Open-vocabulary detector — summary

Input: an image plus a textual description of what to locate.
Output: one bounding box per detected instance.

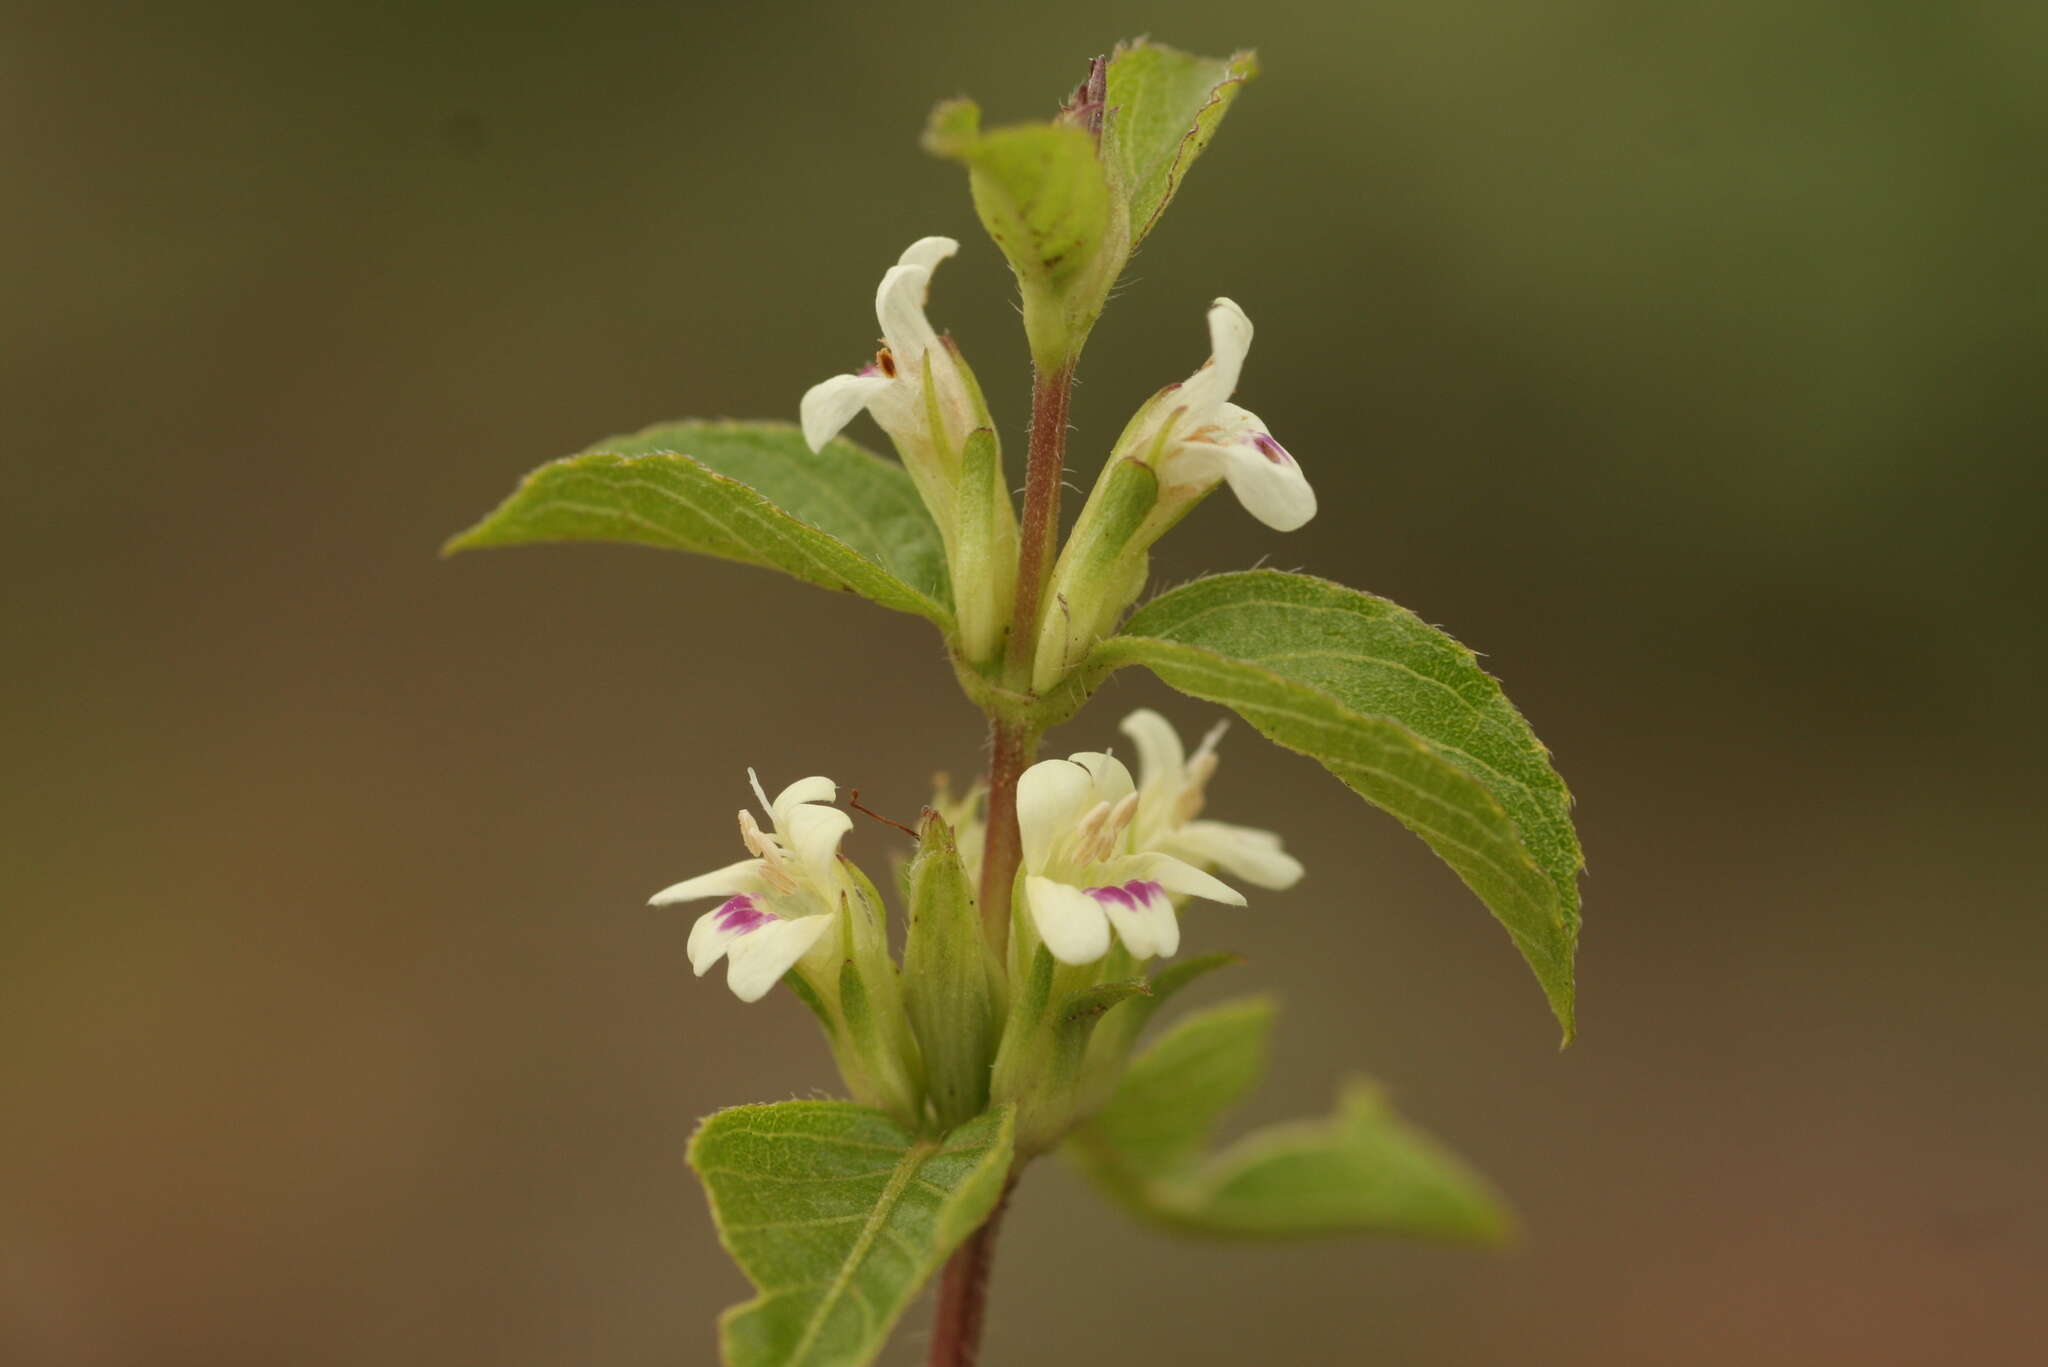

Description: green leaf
[689,1101,1015,1367]
[923,100,1116,363]
[1091,569,1582,1041]
[445,420,952,628]
[1086,996,1274,1172]
[1102,40,1260,245]
[1070,1007,1510,1243]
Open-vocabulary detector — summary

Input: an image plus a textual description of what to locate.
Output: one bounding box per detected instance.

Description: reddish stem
[926,1179,1016,1367]
[977,718,1031,950]
[1007,360,1075,687]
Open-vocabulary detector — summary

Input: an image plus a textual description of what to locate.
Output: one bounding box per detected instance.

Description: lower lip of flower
[1251,432,1294,465]
[1086,878,1166,909]
[713,894,774,934]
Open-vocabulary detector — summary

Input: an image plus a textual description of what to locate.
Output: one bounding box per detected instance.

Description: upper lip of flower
[1118,708,1306,892]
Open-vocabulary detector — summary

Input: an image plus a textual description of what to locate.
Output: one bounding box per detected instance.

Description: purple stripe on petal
[1086,883,1138,910]
[1123,879,1165,906]
[713,894,774,934]
[1251,432,1294,465]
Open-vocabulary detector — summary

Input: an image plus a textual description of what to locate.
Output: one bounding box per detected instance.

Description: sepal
[902,809,1004,1128]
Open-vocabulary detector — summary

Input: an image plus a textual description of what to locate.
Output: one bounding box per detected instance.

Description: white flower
[1127,298,1316,532]
[1017,752,1245,965]
[799,236,980,483]
[646,771,852,1002]
[1120,709,1305,890]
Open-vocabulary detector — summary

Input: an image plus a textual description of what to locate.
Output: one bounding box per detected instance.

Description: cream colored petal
[876,263,944,362]
[783,802,853,886]
[896,235,960,275]
[1117,708,1186,792]
[1026,876,1113,965]
[1016,759,1097,874]
[1168,820,1305,890]
[1173,297,1254,419]
[1065,750,1136,807]
[649,858,767,906]
[723,915,834,1002]
[1124,851,1247,907]
[800,372,892,452]
[771,776,837,826]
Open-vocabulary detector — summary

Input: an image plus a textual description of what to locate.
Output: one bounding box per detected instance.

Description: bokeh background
[6,1,2044,1363]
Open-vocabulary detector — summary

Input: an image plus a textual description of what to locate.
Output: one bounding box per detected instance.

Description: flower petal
[800,372,892,452]
[1065,751,1137,807]
[771,776,837,826]
[1124,851,1247,907]
[1169,820,1305,890]
[1017,759,1097,874]
[723,914,834,1002]
[687,892,778,974]
[1086,878,1181,960]
[783,802,853,886]
[1117,708,1186,792]
[1026,875,1113,964]
[1176,428,1316,532]
[876,261,944,362]
[897,235,960,276]
[1174,297,1254,419]
[649,858,767,906]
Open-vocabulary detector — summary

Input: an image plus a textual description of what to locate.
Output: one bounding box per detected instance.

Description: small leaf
[1092,570,1582,1041]
[446,420,952,628]
[1070,1009,1510,1244]
[689,1101,1015,1367]
[924,100,1117,363]
[1102,40,1260,245]
[1086,996,1273,1172]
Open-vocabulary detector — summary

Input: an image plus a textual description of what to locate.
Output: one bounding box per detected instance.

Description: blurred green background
[5,1,2044,1362]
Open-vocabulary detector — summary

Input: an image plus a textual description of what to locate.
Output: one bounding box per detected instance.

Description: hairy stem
[978,717,1033,952]
[977,360,1073,949]
[926,1178,1016,1367]
[1006,360,1075,690]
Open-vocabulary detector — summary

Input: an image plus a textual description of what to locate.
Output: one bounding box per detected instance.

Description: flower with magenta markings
[1122,297,1315,533]
[1017,750,1245,965]
[1121,709,1305,890]
[646,771,853,1002]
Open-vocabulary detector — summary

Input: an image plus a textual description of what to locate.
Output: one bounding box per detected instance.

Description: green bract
[450,38,1583,1367]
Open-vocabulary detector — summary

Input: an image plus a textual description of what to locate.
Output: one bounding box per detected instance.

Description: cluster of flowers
[650,709,1302,1002]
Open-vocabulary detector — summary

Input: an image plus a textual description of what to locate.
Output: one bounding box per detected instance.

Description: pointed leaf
[924,100,1117,363]
[1086,996,1274,1172]
[689,1101,1014,1367]
[1102,40,1260,245]
[1091,570,1582,1040]
[1186,1080,1512,1240]
[1070,1007,1509,1244]
[446,420,952,627]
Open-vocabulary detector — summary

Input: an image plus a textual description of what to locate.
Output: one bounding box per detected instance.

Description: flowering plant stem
[927,1177,1017,1367]
[446,39,1585,1366]
[939,355,1075,1364]
[977,360,1075,944]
